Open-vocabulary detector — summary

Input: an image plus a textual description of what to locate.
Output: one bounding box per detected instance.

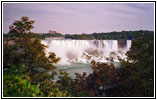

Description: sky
[3,3,154,34]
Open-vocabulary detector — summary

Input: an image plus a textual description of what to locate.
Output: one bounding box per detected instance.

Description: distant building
[48,30,57,34]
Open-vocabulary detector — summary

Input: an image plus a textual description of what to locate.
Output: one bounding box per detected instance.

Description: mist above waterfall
[41,39,131,65]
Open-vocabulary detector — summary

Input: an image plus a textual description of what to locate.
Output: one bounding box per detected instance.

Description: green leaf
[31,85,36,92]
[31,85,40,94]
[23,80,30,88]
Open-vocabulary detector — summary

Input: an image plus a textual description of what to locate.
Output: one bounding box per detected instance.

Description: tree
[105,34,154,97]
[3,17,61,97]
[71,62,118,97]
[12,16,35,34]
[3,64,43,97]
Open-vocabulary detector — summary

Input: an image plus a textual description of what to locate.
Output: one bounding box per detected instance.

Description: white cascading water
[41,39,132,65]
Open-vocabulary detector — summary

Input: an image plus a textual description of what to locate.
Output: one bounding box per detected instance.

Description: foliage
[4,30,154,40]
[3,33,45,40]
[65,33,94,40]
[3,64,43,97]
[54,70,75,96]
[127,34,154,67]
[3,17,61,97]
[34,70,75,97]
[33,34,45,39]
[105,34,154,97]
[12,17,35,33]
[65,30,153,40]
[71,62,118,97]
[43,33,64,37]
[4,17,60,82]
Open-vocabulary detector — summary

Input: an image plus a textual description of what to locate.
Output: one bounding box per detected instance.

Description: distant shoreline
[3,30,154,40]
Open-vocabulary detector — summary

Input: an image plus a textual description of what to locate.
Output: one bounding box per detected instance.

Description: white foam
[41,39,131,65]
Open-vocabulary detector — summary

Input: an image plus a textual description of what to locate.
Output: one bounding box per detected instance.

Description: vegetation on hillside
[3,17,154,97]
[64,30,153,40]
[4,30,153,40]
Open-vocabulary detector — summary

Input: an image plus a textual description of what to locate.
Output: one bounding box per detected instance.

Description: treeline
[3,17,154,97]
[32,33,64,39]
[4,30,154,40]
[65,30,154,40]
[3,33,63,40]
[43,33,64,37]
[65,33,94,40]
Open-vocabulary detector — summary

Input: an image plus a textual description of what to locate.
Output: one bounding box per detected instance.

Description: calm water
[54,62,120,79]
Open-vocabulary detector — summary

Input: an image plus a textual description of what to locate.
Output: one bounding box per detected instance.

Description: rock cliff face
[41,39,132,65]
[118,39,127,49]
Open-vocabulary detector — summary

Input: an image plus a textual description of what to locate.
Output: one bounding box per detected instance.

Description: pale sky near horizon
[3,3,154,34]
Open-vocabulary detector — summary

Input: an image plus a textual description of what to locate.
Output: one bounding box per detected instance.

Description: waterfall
[41,39,131,65]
